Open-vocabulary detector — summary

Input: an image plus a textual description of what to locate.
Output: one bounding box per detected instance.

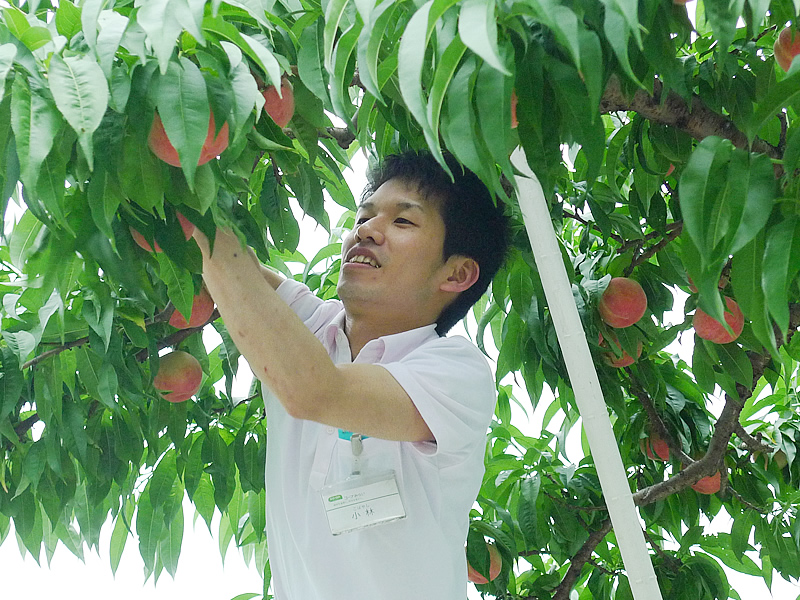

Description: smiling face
[337,178,472,334]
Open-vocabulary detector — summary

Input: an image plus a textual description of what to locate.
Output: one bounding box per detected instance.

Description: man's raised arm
[193,228,434,443]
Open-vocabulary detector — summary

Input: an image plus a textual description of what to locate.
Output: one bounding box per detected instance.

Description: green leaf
[517,473,541,548]
[109,501,133,576]
[154,57,209,189]
[731,233,778,359]
[137,0,184,75]
[239,32,282,92]
[75,346,118,411]
[762,217,800,335]
[679,136,732,267]
[398,0,460,171]
[149,450,178,510]
[55,1,82,40]
[519,0,582,71]
[322,0,350,75]
[156,252,194,324]
[716,343,753,388]
[11,76,63,196]
[96,11,128,78]
[119,133,165,211]
[747,68,800,142]
[193,473,216,532]
[297,19,331,107]
[357,0,399,100]
[48,54,108,171]
[458,0,510,75]
[158,503,183,578]
[0,44,17,102]
[136,491,162,572]
[260,170,300,253]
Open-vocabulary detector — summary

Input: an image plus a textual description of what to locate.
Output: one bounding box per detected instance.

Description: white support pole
[510,148,663,600]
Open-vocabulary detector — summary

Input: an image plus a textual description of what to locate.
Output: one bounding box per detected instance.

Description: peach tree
[0,1,799,599]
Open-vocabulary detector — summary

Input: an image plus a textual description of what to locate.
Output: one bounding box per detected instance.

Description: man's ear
[440,256,480,293]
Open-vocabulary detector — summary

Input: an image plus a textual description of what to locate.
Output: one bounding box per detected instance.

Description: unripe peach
[641,436,670,461]
[598,277,647,328]
[261,78,295,128]
[467,543,501,585]
[169,287,215,329]
[774,27,800,72]
[153,350,203,403]
[691,471,721,495]
[130,213,194,253]
[693,296,744,344]
[148,111,229,167]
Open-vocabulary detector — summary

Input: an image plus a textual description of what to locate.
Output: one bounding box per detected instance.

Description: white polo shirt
[263,279,496,600]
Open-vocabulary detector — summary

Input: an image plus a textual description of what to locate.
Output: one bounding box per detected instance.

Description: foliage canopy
[0,0,799,599]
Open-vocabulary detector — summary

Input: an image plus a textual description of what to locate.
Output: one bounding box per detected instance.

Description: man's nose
[354,218,385,244]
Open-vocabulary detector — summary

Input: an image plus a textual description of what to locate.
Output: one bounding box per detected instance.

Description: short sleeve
[276,278,343,334]
[381,336,496,460]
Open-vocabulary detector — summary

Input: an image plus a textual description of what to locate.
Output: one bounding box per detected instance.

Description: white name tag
[320,471,406,535]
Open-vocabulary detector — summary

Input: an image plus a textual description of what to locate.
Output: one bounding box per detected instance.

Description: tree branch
[600,75,781,161]
[549,519,614,600]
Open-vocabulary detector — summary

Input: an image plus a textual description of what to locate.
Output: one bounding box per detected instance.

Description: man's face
[337,178,452,325]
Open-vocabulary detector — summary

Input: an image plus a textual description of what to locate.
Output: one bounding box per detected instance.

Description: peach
[467,542,501,585]
[598,277,647,328]
[169,287,215,329]
[598,331,642,368]
[148,111,229,167]
[641,436,670,461]
[262,78,295,128]
[775,27,800,72]
[130,213,194,253]
[691,471,721,495]
[693,296,744,344]
[511,89,518,129]
[153,350,203,403]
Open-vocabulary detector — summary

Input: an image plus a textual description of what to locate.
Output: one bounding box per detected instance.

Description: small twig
[628,373,694,465]
[643,529,681,573]
[563,209,625,244]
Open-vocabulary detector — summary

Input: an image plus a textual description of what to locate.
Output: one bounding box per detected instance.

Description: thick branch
[549,519,614,600]
[633,339,774,506]
[600,75,781,160]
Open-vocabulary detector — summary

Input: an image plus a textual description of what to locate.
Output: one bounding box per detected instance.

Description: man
[195,151,511,599]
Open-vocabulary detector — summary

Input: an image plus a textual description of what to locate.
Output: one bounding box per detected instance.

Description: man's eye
[355,217,369,225]
[395,218,413,225]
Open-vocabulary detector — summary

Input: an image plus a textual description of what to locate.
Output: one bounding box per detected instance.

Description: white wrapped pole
[510,148,663,600]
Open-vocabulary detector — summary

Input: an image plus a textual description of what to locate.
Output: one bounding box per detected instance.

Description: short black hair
[362,150,511,335]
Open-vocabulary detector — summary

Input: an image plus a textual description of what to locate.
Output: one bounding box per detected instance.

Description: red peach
[467,543,501,585]
[641,436,670,461]
[598,331,642,368]
[693,296,744,344]
[261,78,295,128]
[775,27,800,72]
[691,471,721,495]
[130,213,194,253]
[148,111,229,167]
[153,351,203,403]
[169,287,215,329]
[598,277,648,328]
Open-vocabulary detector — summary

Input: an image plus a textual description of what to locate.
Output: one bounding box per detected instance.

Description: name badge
[320,471,406,535]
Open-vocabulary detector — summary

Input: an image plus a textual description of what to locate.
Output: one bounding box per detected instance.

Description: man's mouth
[346,254,381,268]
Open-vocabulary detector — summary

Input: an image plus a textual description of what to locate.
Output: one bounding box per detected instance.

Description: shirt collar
[322,311,440,364]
